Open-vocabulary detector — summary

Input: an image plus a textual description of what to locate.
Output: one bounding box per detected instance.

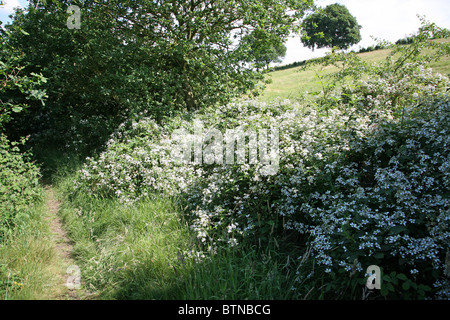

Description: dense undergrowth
[64,93,449,300]
[0,135,42,239]
[1,17,449,300]
[60,23,450,300]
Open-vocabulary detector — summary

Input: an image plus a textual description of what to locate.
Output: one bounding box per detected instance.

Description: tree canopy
[3,0,314,153]
[240,29,287,70]
[300,3,361,52]
[0,26,47,132]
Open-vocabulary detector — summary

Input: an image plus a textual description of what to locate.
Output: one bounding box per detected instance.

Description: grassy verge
[176,242,304,300]
[57,191,189,299]
[0,195,66,300]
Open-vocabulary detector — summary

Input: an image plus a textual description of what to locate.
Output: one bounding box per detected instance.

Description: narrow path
[44,186,82,300]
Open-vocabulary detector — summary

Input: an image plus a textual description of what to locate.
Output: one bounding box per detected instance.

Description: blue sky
[1,0,449,65]
[0,0,26,24]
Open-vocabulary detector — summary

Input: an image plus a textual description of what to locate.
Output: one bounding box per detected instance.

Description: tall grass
[0,197,67,300]
[57,192,189,299]
[176,242,304,300]
[55,165,306,299]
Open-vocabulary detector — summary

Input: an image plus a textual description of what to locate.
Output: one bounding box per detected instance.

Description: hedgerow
[0,135,42,240]
[0,26,45,240]
[70,21,450,299]
[71,96,449,299]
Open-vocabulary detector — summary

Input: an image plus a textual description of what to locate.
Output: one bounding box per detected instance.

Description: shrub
[70,20,450,299]
[0,135,42,240]
[278,94,449,299]
[71,92,449,299]
[1,26,45,240]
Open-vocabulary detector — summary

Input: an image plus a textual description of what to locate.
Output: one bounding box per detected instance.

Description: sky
[1,0,449,66]
[283,0,450,65]
[0,0,25,23]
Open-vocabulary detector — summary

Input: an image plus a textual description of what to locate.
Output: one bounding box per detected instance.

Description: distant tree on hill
[241,29,287,70]
[300,3,361,53]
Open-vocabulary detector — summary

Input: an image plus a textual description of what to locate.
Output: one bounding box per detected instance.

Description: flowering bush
[278,94,449,299]
[73,93,449,299]
[71,27,450,298]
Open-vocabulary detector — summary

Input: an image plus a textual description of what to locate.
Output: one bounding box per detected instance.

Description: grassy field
[260,39,450,102]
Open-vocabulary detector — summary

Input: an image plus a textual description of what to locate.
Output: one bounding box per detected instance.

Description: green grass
[177,243,304,300]
[260,40,450,102]
[48,152,306,300]
[58,193,189,299]
[56,176,305,299]
[5,39,448,300]
[261,65,335,102]
[0,196,66,300]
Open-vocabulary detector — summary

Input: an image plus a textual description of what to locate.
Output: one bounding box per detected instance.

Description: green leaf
[386,283,395,292]
[380,285,389,296]
[402,281,411,291]
[419,284,431,292]
[390,225,408,234]
[374,252,384,259]
[397,273,408,281]
[12,106,23,113]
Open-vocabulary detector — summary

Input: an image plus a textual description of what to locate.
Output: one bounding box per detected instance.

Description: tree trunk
[183,78,197,110]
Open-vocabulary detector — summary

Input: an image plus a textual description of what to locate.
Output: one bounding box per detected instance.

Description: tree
[6,0,314,154]
[241,29,287,70]
[0,25,47,134]
[300,3,361,53]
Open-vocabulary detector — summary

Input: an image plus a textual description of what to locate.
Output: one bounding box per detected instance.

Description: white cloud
[0,0,24,24]
[0,0,23,13]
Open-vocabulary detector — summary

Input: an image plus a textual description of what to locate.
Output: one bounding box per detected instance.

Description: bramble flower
[71,62,450,299]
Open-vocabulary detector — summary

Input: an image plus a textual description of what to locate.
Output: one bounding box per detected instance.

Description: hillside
[260,39,450,102]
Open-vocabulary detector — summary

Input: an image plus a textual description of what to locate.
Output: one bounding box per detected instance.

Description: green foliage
[57,163,303,299]
[68,19,450,300]
[0,197,64,300]
[56,194,188,299]
[70,95,449,300]
[296,95,448,299]
[0,135,43,240]
[240,29,288,70]
[0,27,45,240]
[0,27,47,132]
[377,270,432,299]
[301,3,362,52]
[291,18,450,299]
[178,243,299,299]
[5,0,313,155]
[0,263,24,298]
[303,17,450,111]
